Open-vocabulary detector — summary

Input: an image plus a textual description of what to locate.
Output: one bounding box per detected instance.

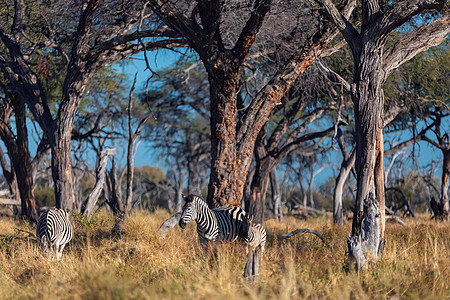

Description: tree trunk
[12,97,37,221]
[308,167,315,209]
[249,170,270,224]
[247,129,272,224]
[51,128,76,210]
[270,168,283,222]
[351,44,385,238]
[81,148,115,219]
[333,150,356,226]
[438,149,450,220]
[0,93,37,221]
[374,127,386,254]
[0,148,18,202]
[206,56,244,208]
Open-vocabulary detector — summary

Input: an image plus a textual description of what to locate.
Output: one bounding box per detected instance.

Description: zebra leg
[57,243,66,260]
[49,243,56,260]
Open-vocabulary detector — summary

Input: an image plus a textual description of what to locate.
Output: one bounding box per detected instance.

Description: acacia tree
[148,0,357,209]
[316,0,449,268]
[0,0,185,209]
[0,89,39,220]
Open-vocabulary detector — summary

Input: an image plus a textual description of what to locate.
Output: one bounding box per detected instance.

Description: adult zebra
[36,208,73,260]
[179,194,247,248]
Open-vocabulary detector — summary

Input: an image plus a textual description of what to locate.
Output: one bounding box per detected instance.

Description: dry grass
[0,210,449,299]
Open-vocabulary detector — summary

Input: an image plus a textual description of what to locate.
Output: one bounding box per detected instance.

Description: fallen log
[158,212,182,238]
[277,228,325,243]
[386,215,407,226]
[0,198,20,206]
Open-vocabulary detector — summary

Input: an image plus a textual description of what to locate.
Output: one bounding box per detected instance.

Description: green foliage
[134,166,166,183]
[34,185,55,207]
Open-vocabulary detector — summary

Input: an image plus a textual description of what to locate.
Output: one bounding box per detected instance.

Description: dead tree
[81,148,115,219]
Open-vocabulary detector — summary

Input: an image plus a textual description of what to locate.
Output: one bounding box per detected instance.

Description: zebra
[178,194,247,248]
[241,214,267,257]
[36,208,73,260]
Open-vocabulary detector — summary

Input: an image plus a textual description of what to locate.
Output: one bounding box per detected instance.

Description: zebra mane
[183,193,206,203]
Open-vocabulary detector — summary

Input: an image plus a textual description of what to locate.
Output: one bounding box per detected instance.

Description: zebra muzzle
[179,218,187,229]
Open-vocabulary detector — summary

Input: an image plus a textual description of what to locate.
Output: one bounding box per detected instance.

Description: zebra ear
[183,194,193,202]
[244,214,253,223]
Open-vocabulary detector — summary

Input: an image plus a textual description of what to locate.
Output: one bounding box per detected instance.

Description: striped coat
[242,214,267,256]
[179,194,247,247]
[36,208,73,260]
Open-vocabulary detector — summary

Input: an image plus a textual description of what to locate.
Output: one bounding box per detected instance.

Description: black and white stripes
[179,194,247,247]
[36,208,73,260]
[242,214,267,256]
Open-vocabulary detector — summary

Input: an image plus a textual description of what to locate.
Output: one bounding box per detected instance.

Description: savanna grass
[0,210,448,299]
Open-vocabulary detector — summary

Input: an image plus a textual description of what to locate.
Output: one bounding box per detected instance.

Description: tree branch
[380,0,446,36]
[147,0,204,49]
[314,0,359,51]
[232,0,272,64]
[383,15,450,77]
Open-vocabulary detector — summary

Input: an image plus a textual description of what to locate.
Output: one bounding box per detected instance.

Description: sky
[120,51,445,188]
[0,49,444,192]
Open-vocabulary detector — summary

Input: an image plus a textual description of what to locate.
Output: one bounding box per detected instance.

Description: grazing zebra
[178,194,247,248]
[241,214,266,257]
[36,208,73,260]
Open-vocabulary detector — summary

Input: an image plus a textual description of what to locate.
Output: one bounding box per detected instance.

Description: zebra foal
[241,214,266,257]
[36,208,73,260]
[178,194,247,248]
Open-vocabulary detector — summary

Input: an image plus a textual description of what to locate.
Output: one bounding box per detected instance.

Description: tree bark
[374,128,386,254]
[351,41,386,237]
[11,95,37,220]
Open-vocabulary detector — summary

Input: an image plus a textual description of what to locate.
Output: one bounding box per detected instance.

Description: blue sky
[121,51,445,188]
[0,50,444,191]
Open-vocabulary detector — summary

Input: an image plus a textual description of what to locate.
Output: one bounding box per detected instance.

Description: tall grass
[0,210,448,299]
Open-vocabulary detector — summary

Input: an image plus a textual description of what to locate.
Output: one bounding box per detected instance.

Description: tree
[421,111,450,219]
[0,89,39,220]
[316,0,449,268]
[148,0,356,210]
[0,0,185,209]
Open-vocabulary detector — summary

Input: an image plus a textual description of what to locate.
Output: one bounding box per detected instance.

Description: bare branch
[147,0,204,48]
[278,228,325,243]
[383,15,450,77]
[380,0,446,36]
[232,0,272,64]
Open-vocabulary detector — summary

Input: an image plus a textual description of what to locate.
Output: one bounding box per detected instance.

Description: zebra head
[241,213,253,240]
[179,194,197,229]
